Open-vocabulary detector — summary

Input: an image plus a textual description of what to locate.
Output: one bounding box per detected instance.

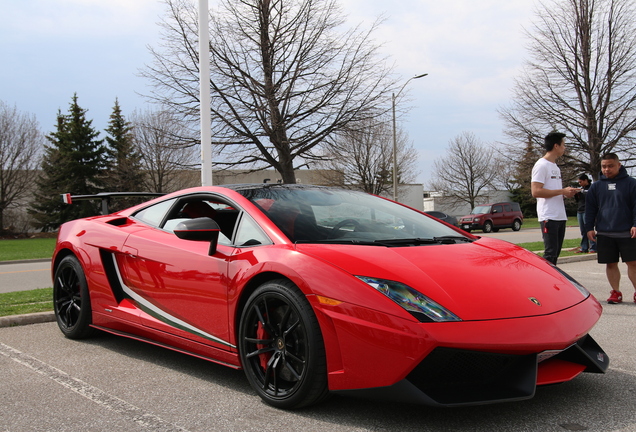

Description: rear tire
[239,279,329,409]
[512,219,522,231]
[53,255,94,339]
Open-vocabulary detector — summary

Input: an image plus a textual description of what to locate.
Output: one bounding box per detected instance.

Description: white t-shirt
[531,157,566,221]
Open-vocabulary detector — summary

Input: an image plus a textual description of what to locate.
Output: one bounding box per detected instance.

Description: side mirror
[174,217,221,255]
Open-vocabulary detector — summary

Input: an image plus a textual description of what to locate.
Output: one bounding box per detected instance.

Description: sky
[1,0,538,186]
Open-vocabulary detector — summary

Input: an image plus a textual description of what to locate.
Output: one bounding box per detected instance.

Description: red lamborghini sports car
[52,184,608,409]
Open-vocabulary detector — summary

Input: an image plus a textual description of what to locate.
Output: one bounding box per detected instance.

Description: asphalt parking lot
[1,258,635,431]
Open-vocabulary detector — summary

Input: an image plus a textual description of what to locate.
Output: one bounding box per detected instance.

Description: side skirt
[91,324,242,370]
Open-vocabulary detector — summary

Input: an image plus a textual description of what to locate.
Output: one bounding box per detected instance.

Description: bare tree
[429,132,501,209]
[141,0,399,184]
[0,102,42,232]
[316,119,419,195]
[500,0,636,179]
[131,109,199,193]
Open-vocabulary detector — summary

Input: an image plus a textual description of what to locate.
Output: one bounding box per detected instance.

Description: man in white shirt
[531,132,579,264]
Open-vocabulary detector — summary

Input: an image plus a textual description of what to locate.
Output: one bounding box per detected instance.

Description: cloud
[2,0,164,39]
[2,0,541,185]
[338,0,538,184]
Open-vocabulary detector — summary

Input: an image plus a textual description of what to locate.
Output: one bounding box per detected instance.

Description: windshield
[238,186,467,244]
[471,205,491,215]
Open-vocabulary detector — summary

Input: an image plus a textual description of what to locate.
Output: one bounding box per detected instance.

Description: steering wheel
[330,219,361,237]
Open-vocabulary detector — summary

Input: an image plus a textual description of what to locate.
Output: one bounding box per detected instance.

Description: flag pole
[199,0,213,186]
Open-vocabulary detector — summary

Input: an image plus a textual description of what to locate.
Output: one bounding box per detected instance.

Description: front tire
[483,221,493,233]
[239,279,328,409]
[53,255,94,339]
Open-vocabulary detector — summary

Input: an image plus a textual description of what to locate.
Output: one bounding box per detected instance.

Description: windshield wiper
[295,239,387,246]
[376,237,473,246]
[296,236,474,246]
[375,238,439,246]
[433,236,475,243]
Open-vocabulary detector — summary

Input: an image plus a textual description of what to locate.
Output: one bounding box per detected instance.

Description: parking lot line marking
[0,342,190,432]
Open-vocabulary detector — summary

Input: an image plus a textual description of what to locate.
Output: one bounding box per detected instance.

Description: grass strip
[517,238,585,258]
[518,217,578,229]
[517,238,579,251]
[0,288,53,317]
[0,238,56,261]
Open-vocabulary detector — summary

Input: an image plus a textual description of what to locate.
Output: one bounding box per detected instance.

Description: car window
[161,196,240,242]
[241,187,463,243]
[133,198,177,227]
[492,205,503,213]
[234,214,271,246]
[471,205,490,214]
[312,202,400,230]
[504,204,511,212]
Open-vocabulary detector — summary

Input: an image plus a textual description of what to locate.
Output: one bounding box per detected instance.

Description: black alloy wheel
[53,255,94,339]
[239,279,328,409]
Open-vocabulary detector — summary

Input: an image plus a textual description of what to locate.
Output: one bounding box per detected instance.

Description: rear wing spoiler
[61,192,165,215]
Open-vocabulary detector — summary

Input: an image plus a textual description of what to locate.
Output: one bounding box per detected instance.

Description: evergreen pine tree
[104,99,145,210]
[29,94,106,231]
[510,136,541,218]
[105,99,143,191]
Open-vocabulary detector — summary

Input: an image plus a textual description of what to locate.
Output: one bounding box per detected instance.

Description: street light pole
[199,0,213,186]
[392,73,427,201]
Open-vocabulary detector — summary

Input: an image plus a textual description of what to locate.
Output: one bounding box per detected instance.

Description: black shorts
[596,235,636,263]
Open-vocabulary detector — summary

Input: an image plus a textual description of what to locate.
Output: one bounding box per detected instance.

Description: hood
[459,212,486,221]
[296,237,587,321]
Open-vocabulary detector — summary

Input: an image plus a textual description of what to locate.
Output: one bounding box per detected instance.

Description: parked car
[459,202,524,233]
[424,210,458,227]
[53,185,606,409]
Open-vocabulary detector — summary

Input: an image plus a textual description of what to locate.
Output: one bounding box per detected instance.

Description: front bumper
[460,221,481,230]
[315,293,605,406]
[334,334,608,406]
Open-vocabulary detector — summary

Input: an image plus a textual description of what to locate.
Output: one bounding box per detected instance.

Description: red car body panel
[52,185,608,407]
[294,238,590,320]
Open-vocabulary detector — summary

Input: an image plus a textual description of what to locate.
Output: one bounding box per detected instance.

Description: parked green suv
[459,202,523,233]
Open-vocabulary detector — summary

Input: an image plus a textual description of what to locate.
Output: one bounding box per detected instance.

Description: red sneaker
[607,290,622,304]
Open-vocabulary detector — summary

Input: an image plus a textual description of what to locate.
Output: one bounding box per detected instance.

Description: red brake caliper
[256,320,272,370]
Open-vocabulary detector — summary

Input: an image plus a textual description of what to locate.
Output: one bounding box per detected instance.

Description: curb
[0,258,51,265]
[531,249,598,264]
[555,253,598,264]
[0,311,56,328]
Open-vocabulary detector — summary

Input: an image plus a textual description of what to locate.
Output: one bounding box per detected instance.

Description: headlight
[356,276,461,323]
[474,217,480,222]
[552,266,590,298]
